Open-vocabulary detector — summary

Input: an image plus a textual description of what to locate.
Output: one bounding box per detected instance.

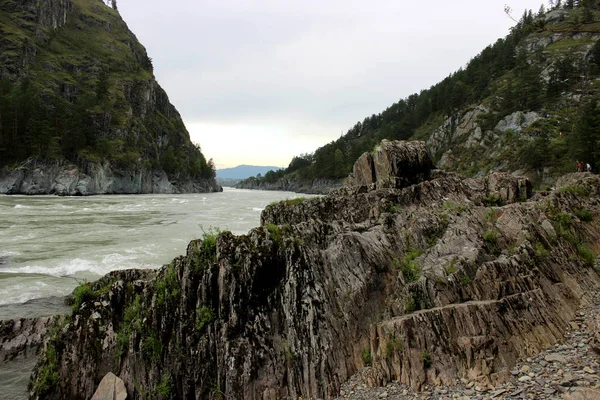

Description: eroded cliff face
[29,141,600,399]
[0,0,220,194]
[0,158,221,195]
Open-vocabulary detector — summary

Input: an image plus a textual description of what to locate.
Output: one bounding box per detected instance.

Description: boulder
[484,172,532,204]
[91,372,127,400]
[347,140,434,189]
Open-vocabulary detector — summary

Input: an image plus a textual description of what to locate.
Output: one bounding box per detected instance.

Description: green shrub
[282,197,306,206]
[361,346,372,366]
[482,194,503,207]
[71,282,97,313]
[535,242,549,258]
[386,201,400,213]
[266,223,282,244]
[443,200,466,214]
[404,296,417,313]
[385,336,403,358]
[156,374,172,398]
[195,306,215,333]
[32,344,60,396]
[198,226,220,263]
[142,332,162,362]
[421,350,432,368]
[483,230,500,255]
[575,209,593,222]
[560,186,592,196]
[578,243,596,267]
[395,249,423,283]
[156,265,180,307]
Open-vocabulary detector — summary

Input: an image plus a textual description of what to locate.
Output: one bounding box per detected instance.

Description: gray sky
[118,0,545,169]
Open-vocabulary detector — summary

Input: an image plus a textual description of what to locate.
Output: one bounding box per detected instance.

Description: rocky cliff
[25,140,600,399]
[0,0,220,194]
[235,176,342,194]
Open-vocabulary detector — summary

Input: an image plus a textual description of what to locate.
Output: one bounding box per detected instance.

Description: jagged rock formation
[28,140,600,399]
[347,140,434,189]
[0,0,220,195]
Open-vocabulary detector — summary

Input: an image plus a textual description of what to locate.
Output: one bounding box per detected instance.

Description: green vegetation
[70,282,97,313]
[482,194,503,207]
[266,223,283,244]
[361,346,372,366]
[156,265,180,308]
[535,242,549,259]
[279,197,306,206]
[0,0,214,181]
[578,243,596,266]
[117,295,142,357]
[395,249,423,283]
[141,332,162,362]
[421,350,432,368]
[31,315,70,396]
[483,229,501,255]
[444,258,458,275]
[575,208,593,222]
[385,336,403,358]
[560,186,593,197]
[156,374,172,399]
[195,306,215,333]
[443,201,466,214]
[404,295,417,313]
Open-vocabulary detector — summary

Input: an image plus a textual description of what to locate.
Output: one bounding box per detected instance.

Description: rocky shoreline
[337,286,600,400]
[0,159,222,195]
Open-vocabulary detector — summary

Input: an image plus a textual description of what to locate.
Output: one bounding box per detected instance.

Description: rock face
[347,140,434,189]
[0,0,220,195]
[28,140,600,399]
[0,159,221,195]
[91,372,127,400]
[235,177,342,194]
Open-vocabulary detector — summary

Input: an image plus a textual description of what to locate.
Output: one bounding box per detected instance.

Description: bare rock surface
[25,141,600,400]
[91,372,127,400]
[336,288,600,399]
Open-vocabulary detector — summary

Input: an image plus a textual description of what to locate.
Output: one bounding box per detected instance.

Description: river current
[0,188,313,320]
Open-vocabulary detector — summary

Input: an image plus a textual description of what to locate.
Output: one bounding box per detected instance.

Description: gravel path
[335,289,600,400]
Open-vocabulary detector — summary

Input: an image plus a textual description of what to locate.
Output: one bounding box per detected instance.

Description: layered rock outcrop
[0,159,221,195]
[27,141,600,399]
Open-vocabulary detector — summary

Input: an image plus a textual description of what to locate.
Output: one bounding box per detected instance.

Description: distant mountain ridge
[217,165,281,180]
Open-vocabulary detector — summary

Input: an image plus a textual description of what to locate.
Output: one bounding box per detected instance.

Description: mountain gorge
[241,3,600,192]
[0,0,220,194]
[21,140,600,399]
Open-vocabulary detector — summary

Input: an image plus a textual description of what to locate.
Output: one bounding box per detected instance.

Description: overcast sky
[118,0,545,169]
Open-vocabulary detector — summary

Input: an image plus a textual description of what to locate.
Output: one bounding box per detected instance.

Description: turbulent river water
[0,188,313,320]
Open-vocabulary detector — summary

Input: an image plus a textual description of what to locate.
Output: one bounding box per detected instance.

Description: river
[0,188,313,320]
[0,188,316,400]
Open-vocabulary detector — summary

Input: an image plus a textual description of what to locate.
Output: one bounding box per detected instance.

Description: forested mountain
[250,1,600,189]
[0,0,219,194]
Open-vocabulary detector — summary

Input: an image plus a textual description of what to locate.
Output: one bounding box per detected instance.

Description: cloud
[118,0,545,167]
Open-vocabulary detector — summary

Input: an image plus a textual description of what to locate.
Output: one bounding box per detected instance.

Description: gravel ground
[335,289,600,400]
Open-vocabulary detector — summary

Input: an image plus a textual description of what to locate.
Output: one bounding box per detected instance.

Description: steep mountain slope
[26,140,600,400]
[0,0,220,194]
[244,4,600,192]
